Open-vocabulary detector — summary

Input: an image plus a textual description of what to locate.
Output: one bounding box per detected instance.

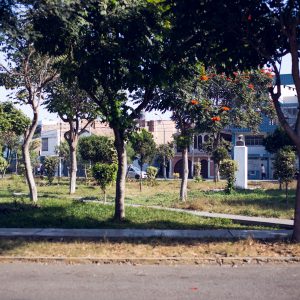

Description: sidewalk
[142,205,294,229]
[0,228,292,240]
[80,200,294,229]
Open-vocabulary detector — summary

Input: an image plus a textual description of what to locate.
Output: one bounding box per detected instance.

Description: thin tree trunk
[104,190,107,203]
[69,139,78,195]
[285,182,288,208]
[22,109,39,203]
[15,152,18,174]
[214,162,220,183]
[180,147,188,201]
[292,170,300,241]
[114,128,127,221]
[163,156,167,179]
[139,162,143,192]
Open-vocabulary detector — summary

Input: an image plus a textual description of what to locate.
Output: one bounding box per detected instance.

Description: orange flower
[248,83,254,90]
[200,75,209,81]
[233,72,238,77]
[211,116,221,122]
[221,106,230,111]
[247,14,252,21]
[190,99,199,105]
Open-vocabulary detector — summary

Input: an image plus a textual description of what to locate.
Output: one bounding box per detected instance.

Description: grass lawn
[0,176,295,230]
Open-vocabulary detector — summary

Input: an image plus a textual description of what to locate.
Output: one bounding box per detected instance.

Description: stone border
[0,228,292,240]
[0,256,299,265]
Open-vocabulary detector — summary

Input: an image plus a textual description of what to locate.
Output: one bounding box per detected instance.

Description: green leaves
[92,162,117,193]
[0,101,30,135]
[78,135,117,164]
[129,128,156,166]
[273,147,296,184]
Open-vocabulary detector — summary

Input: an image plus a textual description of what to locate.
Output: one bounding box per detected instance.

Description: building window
[194,135,203,150]
[245,135,264,146]
[42,138,48,151]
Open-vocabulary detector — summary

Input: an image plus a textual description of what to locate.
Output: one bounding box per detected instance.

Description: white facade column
[234,145,248,189]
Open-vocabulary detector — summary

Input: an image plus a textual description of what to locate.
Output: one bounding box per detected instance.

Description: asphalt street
[0,263,300,300]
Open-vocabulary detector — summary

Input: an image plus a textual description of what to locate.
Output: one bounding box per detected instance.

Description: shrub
[194,162,202,182]
[219,159,238,193]
[44,156,59,185]
[173,172,180,180]
[0,156,8,178]
[92,163,117,202]
[146,166,158,186]
[194,162,201,177]
[273,147,296,205]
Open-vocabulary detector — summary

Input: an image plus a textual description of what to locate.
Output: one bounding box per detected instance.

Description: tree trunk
[293,149,300,241]
[69,139,78,195]
[22,109,39,203]
[139,162,143,192]
[113,128,127,221]
[214,162,220,183]
[285,182,288,208]
[163,156,167,179]
[15,152,18,174]
[180,147,188,201]
[104,190,107,203]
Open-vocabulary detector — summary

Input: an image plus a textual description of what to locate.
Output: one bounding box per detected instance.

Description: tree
[273,147,296,207]
[78,135,117,165]
[130,129,156,191]
[220,159,238,194]
[156,142,175,179]
[0,12,59,202]
[212,146,230,182]
[45,80,99,194]
[0,102,30,174]
[44,156,59,185]
[92,163,117,202]
[33,0,169,220]
[263,127,295,154]
[164,0,300,241]
[197,67,274,181]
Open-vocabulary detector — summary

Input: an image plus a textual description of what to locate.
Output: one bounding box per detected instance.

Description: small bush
[219,159,238,193]
[173,172,180,180]
[146,166,158,186]
[92,163,117,202]
[0,156,8,177]
[194,162,201,177]
[44,156,59,185]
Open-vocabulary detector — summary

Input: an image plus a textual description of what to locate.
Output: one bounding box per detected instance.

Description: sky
[0,54,294,122]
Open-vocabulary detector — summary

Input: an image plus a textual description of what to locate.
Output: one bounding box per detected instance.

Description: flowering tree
[195,68,274,181]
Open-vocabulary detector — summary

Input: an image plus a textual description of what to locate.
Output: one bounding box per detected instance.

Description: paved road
[0,263,299,300]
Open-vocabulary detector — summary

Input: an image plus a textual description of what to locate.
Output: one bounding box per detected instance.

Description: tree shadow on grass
[0,201,245,228]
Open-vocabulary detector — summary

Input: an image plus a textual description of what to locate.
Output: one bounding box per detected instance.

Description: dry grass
[0,238,299,259]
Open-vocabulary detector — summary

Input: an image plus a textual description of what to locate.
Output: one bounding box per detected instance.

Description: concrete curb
[0,228,293,240]
[0,256,299,265]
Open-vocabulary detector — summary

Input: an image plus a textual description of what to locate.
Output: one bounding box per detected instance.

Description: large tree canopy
[31,0,173,220]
